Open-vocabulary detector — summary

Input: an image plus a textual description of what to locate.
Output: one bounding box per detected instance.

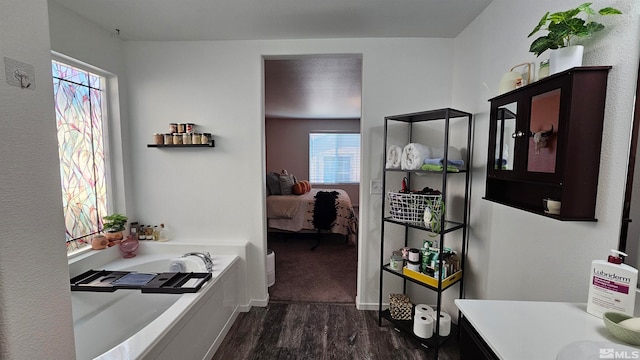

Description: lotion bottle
[587,250,638,318]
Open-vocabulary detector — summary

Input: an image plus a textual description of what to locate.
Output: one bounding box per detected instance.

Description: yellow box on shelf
[402,267,462,290]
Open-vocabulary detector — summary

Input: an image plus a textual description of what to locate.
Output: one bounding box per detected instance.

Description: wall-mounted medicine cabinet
[485,66,611,221]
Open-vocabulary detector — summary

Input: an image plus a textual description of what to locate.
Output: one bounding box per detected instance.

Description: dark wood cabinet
[460,317,499,360]
[485,66,611,221]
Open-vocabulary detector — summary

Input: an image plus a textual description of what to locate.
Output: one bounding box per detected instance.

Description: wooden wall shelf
[147,141,215,148]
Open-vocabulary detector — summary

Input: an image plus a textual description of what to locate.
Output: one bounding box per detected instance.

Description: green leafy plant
[528,2,622,57]
[427,199,445,237]
[102,213,128,232]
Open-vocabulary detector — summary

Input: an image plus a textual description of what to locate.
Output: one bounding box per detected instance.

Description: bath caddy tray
[70,269,212,294]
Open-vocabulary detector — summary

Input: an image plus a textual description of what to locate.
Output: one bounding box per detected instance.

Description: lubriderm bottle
[587,250,638,318]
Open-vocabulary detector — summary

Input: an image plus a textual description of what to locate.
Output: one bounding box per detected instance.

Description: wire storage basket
[388,191,443,228]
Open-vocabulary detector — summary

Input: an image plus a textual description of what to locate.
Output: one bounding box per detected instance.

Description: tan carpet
[267,233,357,303]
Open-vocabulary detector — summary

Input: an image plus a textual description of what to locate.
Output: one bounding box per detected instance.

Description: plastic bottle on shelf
[157,223,170,242]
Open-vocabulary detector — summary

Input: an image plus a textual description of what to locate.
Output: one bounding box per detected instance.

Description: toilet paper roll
[414,304,435,318]
[413,314,433,339]
[434,312,451,337]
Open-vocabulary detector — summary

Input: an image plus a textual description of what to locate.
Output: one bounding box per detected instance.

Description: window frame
[52,53,116,254]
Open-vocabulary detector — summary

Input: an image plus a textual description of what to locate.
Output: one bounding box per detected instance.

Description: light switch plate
[370,180,383,194]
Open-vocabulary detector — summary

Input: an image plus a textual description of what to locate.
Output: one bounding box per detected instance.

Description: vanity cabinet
[460,317,499,360]
[485,66,611,220]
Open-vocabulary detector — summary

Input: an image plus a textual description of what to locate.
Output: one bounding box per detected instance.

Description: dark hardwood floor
[212,301,461,360]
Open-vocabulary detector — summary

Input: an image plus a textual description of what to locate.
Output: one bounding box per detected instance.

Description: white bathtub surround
[69,242,245,360]
[69,240,250,309]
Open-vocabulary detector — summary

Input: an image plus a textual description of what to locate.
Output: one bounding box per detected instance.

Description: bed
[266,188,358,249]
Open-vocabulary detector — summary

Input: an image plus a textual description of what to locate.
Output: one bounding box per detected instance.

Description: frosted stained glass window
[52,60,108,252]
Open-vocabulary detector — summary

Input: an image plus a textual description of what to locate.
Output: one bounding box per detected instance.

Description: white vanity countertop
[455,299,639,360]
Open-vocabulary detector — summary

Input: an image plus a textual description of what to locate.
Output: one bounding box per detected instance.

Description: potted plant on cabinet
[528,2,621,74]
[102,213,128,244]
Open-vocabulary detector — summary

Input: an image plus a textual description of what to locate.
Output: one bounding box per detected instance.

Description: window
[309,133,360,184]
[52,59,109,253]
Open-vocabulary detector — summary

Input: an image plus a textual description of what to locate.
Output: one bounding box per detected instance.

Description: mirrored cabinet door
[494,104,517,172]
[527,89,561,174]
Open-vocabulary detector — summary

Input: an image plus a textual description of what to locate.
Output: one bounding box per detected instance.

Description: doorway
[263,54,362,303]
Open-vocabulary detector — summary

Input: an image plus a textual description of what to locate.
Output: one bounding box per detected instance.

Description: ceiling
[52,0,492,119]
[52,0,492,41]
[264,55,362,119]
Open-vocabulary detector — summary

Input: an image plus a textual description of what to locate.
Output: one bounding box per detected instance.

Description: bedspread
[267,189,358,244]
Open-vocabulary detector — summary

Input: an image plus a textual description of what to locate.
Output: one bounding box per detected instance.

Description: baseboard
[356,299,386,311]
[247,295,269,309]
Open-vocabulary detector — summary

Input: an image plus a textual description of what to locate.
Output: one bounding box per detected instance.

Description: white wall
[123,38,454,307]
[452,0,640,301]
[48,0,133,217]
[0,1,75,359]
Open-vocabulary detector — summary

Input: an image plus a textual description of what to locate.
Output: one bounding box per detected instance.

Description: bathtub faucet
[182,251,214,272]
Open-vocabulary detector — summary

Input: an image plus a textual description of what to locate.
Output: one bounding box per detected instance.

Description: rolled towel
[170,257,207,272]
[401,143,431,170]
[169,258,187,272]
[429,146,462,161]
[386,145,402,169]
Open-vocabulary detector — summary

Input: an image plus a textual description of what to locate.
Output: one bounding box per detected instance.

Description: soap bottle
[587,249,638,318]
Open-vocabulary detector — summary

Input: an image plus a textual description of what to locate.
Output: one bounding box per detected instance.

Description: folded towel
[401,143,431,170]
[386,145,402,169]
[421,163,460,172]
[423,158,465,169]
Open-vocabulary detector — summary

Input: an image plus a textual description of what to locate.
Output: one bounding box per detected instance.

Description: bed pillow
[279,174,296,195]
[266,172,281,195]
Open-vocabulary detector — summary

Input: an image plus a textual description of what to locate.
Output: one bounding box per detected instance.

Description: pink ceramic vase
[119,235,139,258]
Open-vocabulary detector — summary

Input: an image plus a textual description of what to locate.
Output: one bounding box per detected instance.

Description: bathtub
[69,244,241,360]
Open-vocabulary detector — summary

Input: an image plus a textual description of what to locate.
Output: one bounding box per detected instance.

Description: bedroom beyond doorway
[263,54,362,304]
